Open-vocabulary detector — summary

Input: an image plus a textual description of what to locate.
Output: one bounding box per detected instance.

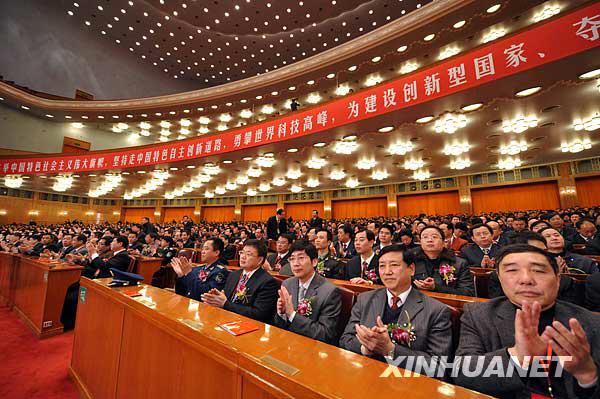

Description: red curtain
[332,198,387,219]
[397,191,460,216]
[123,207,155,223]
[472,182,560,213]
[241,204,277,222]
[162,207,195,223]
[285,202,324,221]
[201,206,235,222]
[576,176,600,207]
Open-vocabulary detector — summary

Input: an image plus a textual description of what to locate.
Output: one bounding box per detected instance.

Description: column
[322,191,332,220]
[386,184,398,218]
[154,201,162,223]
[194,199,202,222]
[277,194,285,210]
[457,176,473,214]
[556,162,578,208]
[233,197,242,221]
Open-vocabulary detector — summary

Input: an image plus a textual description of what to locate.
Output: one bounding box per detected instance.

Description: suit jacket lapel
[400,288,424,323]
[289,277,300,307]
[306,273,323,299]
[370,289,388,325]
[493,299,517,348]
[225,269,242,299]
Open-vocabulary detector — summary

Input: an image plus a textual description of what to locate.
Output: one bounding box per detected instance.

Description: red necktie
[391,296,401,310]
[275,255,281,265]
[361,261,368,278]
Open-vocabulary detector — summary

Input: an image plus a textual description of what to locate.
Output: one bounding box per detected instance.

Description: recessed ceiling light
[348,65,357,72]
[287,148,298,153]
[397,45,408,52]
[515,86,542,97]
[343,135,357,141]
[326,73,335,79]
[461,103,483,112]
[20,105,30,110]
[137,171,146,174]
[378,126,394,133]
[453,20,466,29]
[313,142,326,147]
[186,165,196,169]
[487,4,501,13]
[307,80,315,85]
[288,86,296,90]
[222,160,233,164]
[416,116,434,124]
[169,167,179,171]
[45,114,54,118]
[579,69,600,79]
[243,156,253,161]
[424,34,435,41]
[371,56,381,63]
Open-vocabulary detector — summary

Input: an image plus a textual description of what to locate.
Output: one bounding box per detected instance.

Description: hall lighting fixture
[179,119,192,127]
[313,142,327,148]
[449,158,472,170]
[388,141,414,155]
[124,171,169,199]
[453,20,466,29]
[239,109,253,118]
[287,148,299,153]
[356,158,377,170]
[88,174,122,197]
[225,181,238,191]
[160,129,171,136]
[502,115,538,133]
[195,174,211,183]
[272,177,287,186]
[482,28,506,43]
[306,157,327,169]
[345,178,359,188]
[500,140,528,155]
[247,168,263,178]
[198,127,210,134]
[461,103,483,112]
[335,85,351,96]
[364,75,383,87]
[71,122,84,129]
[515,87,542,97]
[236,175,250,185]
[561,137,592,153]
[579,69,600,79]
[442,142,471,156]
[371,56,382,63]
[112,126,123,133]
[404,158,425,170]
[306,93,322,104]
[423,34,435,41]
[413,169,431,180]
[498,156,522,170]
[487,4,501,13]
[198,117,211,124]
[203,164,221,176]
[286,169,302,180]
[215,186,226,195]
[246,188,257,196]
[179,128,190,135]
[258,183,271,192]
[261,105,275,114]
[399,62,419,74]
[371,169,389,180]
[216,124,228,131]
[4,175,23,189]
[397,45,408,52]
[439,47,461,60]
[159,121,171,129]
[573,113,600,131]
[434,113,468,134]
[306,178,320,188]
[333,139,359,155]
[532,4,561,22]
[139,122,152,130]
[52,175,74,192]
[329,170,346,180]
[378,126,394,133]
[204,191,215,198]
[219,114,232,122]
[416,115,434,124]
[290,184,303,193]
[255,155,275,168]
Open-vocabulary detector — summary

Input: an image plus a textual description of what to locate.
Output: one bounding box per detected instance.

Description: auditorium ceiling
[1,0,599,199]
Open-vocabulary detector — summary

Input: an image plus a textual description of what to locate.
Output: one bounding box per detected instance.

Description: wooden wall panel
[241,204,277,222]
[162,207,195,223]
[332,198,387,219]
[576,176,600,207]
[471,182,560,213]
[201,206,235,222]
[0,196,119,224]
[397,191,460,217]
[123,207,156,223]
[285,202,324,221]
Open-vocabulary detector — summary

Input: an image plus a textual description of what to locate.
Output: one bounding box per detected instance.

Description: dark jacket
[459,243,502,267]
[223,267,279,323]
[412,248,475,296]
[83,250,130,279]
[175,261,229,301]
[345,253,379,283]
[266,215,287,240]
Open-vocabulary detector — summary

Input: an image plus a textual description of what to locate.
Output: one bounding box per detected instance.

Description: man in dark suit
[540,227,599,274]
[84,235,131,279]
[22,233,59,256]
[345,229,379,284]
[309,210,324,229]
[455,244,600,398]
[340,244,453,371]
[273,240,341,345]
[181,230,195,249]
[335,224,357,259]
[202,239,278,323]
[141,217,158,235]
[173,237,229,301]
[266,233,293,273]
[585,272,600,312]
[266,208,287,240]
[412,226,474,296]
[441,223,469,254]
[313,229,344,279]
[127,232,144,252]
[572,219,600,255]
[460,224,502,268]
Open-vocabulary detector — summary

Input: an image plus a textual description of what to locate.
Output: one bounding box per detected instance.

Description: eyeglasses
[239,251,258,258]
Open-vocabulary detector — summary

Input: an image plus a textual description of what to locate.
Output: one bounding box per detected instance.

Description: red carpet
[0,306,79,399]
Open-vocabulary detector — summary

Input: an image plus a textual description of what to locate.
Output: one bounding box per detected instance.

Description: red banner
[1,2,599,175]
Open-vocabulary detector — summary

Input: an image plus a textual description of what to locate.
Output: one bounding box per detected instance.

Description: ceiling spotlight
[261,105,275,114]
[329,170,346,180]
[71,122,84,129]
[306,93,321,104]
[561,137,592,153]
[500,140,528,155]
[453,20,466,29]
[198,117,211,124]
[180,119,191,127]
[515,86,542,97]
[239,109,253,118]
[345,178,359,188]
[306,178,320,188]
[371,56,382,63]
[159,121,171,129]
[449,158,472,170]
[486,4,501,13]
[139,122,152,129]
[371,169,389,180]
[258,183,271,192]
[378,126,394,133]
[313,142,327,148]
[335,85,351,96]
[461,103,483,112]
[498,156,522,170]
[306,157,327,169]
[287,148,298,153]
[397,45,408,52]
[347,65,357,72]
[424,34,435,41]
[579,69,600,79]
[413,169,431,180]
[219,114,232,122]
[272,177,287,186]
[532,4,561,22]
[356,158,377,170]
[286,169,302,180]
[290,184,303,193]
[416,115,434,124]
[573,113,600,131]
[443,142,471,156]
[333,140,359,155]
